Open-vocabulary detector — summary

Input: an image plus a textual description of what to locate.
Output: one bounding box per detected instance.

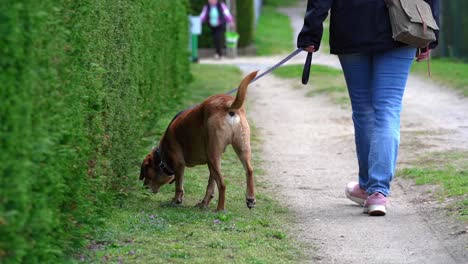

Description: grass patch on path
[412,58,468,96]
[83,65,301,263]
[273,64,349,106]
[320,17,331,54]
[255,6,294,56]
[397,151,468,221]
[256,0,297,56]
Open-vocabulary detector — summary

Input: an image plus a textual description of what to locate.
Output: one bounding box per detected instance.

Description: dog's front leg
[172,166,185,204]
[207,158,225,211]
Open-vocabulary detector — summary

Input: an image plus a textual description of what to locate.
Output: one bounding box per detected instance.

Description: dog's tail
[229,71,258,110]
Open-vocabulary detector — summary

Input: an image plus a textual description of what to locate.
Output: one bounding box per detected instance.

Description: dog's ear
[139,154,152,180]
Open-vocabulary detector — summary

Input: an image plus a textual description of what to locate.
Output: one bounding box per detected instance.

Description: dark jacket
[205,3,226,28]
[297,0,440,54]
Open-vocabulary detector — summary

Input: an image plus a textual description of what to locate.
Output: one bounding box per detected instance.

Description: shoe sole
[367,205,386,216]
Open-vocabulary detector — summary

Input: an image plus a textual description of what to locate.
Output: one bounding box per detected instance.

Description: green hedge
[189,0,254,48]
[0,0,189,263]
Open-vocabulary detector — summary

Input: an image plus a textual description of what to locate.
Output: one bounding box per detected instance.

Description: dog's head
[139,149,175,193]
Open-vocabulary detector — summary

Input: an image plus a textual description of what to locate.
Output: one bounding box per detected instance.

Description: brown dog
[140,71,258,211]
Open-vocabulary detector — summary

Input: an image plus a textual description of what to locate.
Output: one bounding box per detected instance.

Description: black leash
[156,48,313,174]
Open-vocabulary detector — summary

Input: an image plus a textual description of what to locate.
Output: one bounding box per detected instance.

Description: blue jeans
[338,47,416,196]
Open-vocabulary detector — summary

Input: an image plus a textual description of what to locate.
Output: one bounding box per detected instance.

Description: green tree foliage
[0,0,189,263]
[440,1,468,60]
[236,0,255,47]
[190,0,209,15]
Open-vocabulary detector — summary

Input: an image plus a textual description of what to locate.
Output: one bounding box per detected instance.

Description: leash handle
[302,52,313,85]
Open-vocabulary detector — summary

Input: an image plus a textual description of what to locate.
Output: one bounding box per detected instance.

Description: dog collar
[154,110,186,177]
[155,148,175,176]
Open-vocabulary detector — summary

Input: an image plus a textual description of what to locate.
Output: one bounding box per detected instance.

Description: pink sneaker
[364,192,387,216]
[345,182,368,206]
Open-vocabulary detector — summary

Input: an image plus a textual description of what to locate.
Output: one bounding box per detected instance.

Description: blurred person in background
[200,0,235,59]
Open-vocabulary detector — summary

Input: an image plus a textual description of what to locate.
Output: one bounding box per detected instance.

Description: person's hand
[416,49,430,62]
[304,45,316,53]
[231,23,237,32]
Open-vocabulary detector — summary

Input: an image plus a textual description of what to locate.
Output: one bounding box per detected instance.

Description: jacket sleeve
[424,0,440,49]
[200,5,207,23]
[221,3,234,24]
[297,0,333,51]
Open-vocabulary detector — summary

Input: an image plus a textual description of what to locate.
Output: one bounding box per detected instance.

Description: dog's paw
[171,197,184,204]
[195,201,208,208]
[246,197,256,209]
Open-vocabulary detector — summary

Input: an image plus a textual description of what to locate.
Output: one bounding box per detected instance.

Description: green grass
[82,65,302,263]
[257,0,331,55]
[320,17,331,53]
[273,64,349,106]
[397,151,468,220]
[182,65,242,105]
[412,58,468,96]
[255,6,294,56]
[263,0,300,7]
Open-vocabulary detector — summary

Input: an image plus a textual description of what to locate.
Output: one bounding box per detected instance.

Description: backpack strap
[416,4,428,35]
[416,4,431,77]
[426,46,431,78]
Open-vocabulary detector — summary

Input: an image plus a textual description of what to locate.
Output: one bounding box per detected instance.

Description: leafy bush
[0,0,189,263]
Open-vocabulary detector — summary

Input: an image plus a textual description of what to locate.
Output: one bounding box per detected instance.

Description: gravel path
[201,2,467,263]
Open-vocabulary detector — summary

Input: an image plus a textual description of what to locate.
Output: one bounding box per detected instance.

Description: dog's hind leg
[196,173,216,208]
[207,156,226,211]
[232,127,256,209]
[233,145,256,209]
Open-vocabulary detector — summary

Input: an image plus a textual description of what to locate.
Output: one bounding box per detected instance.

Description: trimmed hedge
[189,0,254,48]
[0,0,189,263]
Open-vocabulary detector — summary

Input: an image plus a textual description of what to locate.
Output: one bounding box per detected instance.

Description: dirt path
[201,2,467,263]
